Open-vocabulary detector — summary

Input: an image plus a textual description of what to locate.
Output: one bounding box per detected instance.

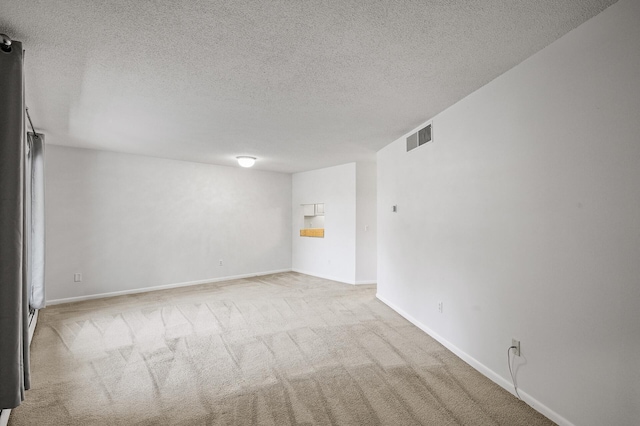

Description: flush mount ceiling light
[236,156,256,168]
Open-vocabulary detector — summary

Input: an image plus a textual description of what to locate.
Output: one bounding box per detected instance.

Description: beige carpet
[10,272,554,425]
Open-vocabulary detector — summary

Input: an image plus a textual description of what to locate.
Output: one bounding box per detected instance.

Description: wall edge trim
[376,293,575,426]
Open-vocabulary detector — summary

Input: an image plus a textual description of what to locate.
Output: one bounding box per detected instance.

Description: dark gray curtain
[0,40,30,409]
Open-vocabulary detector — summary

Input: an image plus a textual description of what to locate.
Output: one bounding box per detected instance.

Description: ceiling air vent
[406,121,433,152]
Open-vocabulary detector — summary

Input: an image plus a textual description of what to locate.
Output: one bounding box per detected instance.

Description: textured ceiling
[2,0,616,173]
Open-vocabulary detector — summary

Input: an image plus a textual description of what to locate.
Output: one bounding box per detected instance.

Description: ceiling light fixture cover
[236,156,256,168]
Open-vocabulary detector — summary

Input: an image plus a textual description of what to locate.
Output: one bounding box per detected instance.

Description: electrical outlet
[512,339,521,356]
[74,273,82,282]
[438,301,443,313]
[219,259,223,266]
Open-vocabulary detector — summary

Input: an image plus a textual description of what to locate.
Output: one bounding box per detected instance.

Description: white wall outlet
[438,301,443,313]
[74,273,82,282]
[512,339,521,356]
[219,259,223,266]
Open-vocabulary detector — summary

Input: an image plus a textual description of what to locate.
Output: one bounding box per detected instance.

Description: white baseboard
[0,408,10,426]
[376,293,574,426]
[291,270,377,286]
[47,269,292,305]
[292,269,356,285]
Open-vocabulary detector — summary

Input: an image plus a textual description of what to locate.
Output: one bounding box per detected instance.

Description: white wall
[45,146,292,302]
[377,1,640,425]
[303,213,325,229]
[356,162,377,284]
[292,163,357,283]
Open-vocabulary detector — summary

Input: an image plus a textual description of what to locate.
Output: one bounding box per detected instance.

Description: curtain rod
[25,107,39,140]
[1,34,38,140]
